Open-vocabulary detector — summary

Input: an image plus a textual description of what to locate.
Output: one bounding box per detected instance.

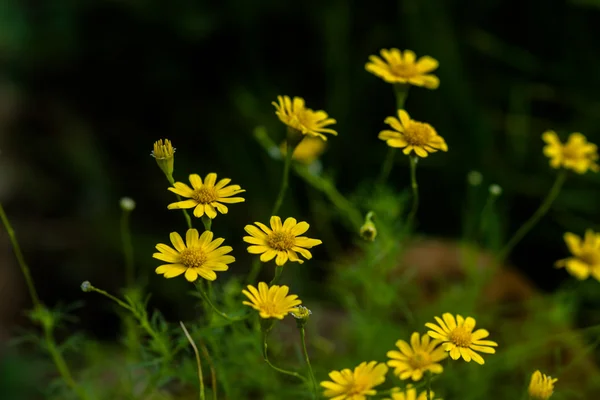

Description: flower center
[180,248,208,269]
[404,122,434,147]
[346,381,369,396]
[409,351,432,369]
[449,327,472,347]
[267,231,296,251]
[391,62,419,78]
[193,187,217,204]
[579,250,600,266]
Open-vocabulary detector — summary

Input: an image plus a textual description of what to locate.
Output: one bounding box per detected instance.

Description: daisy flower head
[272,95,337,141]
[528,370,557,400]
[167,173,245,219]
[320,361,388,400]
[280,136,326,165]
[153,229,234,282]
[379,110,447,158]
[425,313,498,365]
[555,230,600,281]
[384,386,439,400]
[243,216,322,266]
[542,131,599,174]
[365,49,440,89]
[387,332,447,381]
[241,282,301,319]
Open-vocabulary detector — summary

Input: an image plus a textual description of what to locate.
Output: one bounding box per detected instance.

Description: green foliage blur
[2,0,600,399]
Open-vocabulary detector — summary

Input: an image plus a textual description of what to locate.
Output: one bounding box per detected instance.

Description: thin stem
[197,284,248,322]
[425,371,432,400]
[271,142,294,216]
[180,322,205,400]
[262,330,307,383]
[405,156,419,230]
[166,174,193,229]
[497,170,567,261]
[121,208,135,287]
[88,286,136,313]
[0,203,41,307]
[246,258,262,284]
[198,340,218,400]
[269,265,284,286]
[300,327,318,398]
[201,216,212,232]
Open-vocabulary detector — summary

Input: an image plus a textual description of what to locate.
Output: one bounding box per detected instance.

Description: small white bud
[489,184,502,196]
[120,197,136,211]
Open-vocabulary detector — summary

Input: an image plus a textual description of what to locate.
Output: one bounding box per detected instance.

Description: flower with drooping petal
[555,230,600,281]
[379,110,447,158]
[528,370,557,400]
[243,216,322,266]
[542,131,599,174]
[425,313,498,365]
[384,385,440,400]
[366,49,440,89]
[272,95,337,141]
[387,332,447,381]
[152,229,234,282]
[167,173,245,219]
[241,282,301,319]
[320,361,388,400]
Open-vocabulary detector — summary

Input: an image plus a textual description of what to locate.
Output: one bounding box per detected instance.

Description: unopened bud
[80,281,92,292]
[359,211,377,241]
[467,170,483,186]
[489,184,502,196]
[151,139,175,178]
[119,197,136,211]
[291,305,312,327]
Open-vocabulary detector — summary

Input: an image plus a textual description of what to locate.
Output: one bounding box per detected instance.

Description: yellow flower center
[180,248,207,269]
[404,121,435,147]
[409,351,432,369]
[260,301,279,316]
[345,381,369,396]
[267,231,296,251]
[449,327,472,347]
[193,187,217,204]
[391,62,419,78]
[578,249,600,266]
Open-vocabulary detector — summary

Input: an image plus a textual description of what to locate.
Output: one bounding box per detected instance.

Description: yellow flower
[555,230,600,281]
[320,361,388,400]
[272,95,337,141]
[387,332,448,381]
[243,216,322,266]
[151,139,175,177]
[379,110,447,158]
[241,282,301,319]
[385,386,439,400]
[542,131,599,174]
[425,313,498,365]
[280,136,327,165]
[167,173,245,219]
[365,49,440,89]
[153,229,234,282]
[528,370,557,400]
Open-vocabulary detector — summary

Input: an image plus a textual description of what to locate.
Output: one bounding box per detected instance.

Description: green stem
[262,330,307,383]
[0,203,41,307]
[497,170,567,261]
[197,284,248,322]
[246,258,262,284]
[269,265,284,286]
[180,322,205,400]
[426,371,432,400]
[201,216,212,232]
[166,174,193,229]
[405,156,419,230]
[121,208,135,287]
[300,327,318,398]
[271,141,294,216]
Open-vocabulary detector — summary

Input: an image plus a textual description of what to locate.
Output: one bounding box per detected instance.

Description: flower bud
[359,211,377,241]
[151,139,175,178]
[467,170,483,186]
[489,184,502,196]
[291,305,312,328]
[80,281,92,292]
[119,197,136,212]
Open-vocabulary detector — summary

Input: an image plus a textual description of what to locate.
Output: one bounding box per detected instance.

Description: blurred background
[2,0,600,397]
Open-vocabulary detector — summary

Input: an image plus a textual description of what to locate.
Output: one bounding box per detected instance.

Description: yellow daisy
[167,173,245,219]
[379,110,448,158]
[280,136,326,165]
[542,131,599,174]
[425,313,498,365]
[365,48,440,89]
[241,282,301,319]
[385,386,439,400]
[152,229,234,282]
[528,370,557,400]
[272,95,337,141]
[243,216,322,266]
[151,138,175,177]
[320,361,388,400]
[555,230,600,281]
[387,332,448,381]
